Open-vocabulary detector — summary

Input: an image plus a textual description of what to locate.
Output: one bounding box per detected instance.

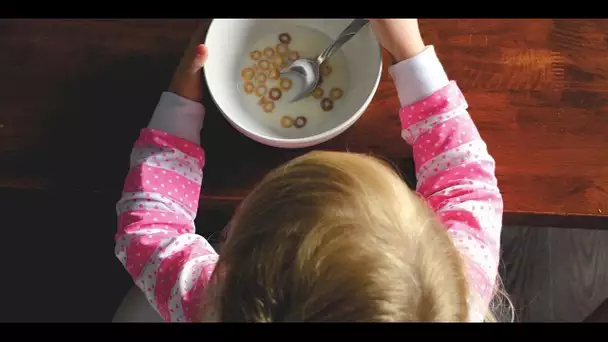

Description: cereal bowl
[204,19,383,149]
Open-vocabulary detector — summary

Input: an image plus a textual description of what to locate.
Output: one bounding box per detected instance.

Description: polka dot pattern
[399,81,503,311]
[153,235,214,321]
[133,146,203,185]
[172,254,218,322]
[415,140,489,185]
[399,81,467,144]
[412,115,482,170]
[115,128,218,323]
[463,254,496,304]
[440,199,503,242]
[450,227,498,279]
[427,179,501,204]
[184,262,217,322]
[118,210,192,237]
[123,229,176,280]
[117,192,196,224]
[132,238,176,309]
[136,128,205,167]
[123,164,201,218]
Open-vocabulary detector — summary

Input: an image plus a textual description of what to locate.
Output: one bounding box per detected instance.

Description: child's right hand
[370,19,426,63]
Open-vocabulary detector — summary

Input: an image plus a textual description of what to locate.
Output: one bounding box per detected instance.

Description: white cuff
[388,45,450,107]
[147,92,205,144]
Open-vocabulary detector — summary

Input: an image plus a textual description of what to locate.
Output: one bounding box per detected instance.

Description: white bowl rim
[203,19,384,148]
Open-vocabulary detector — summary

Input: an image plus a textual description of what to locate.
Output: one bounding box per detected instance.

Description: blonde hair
[207,151,503,322]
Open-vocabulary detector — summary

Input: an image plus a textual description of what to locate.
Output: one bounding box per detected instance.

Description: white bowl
[204,19,383,149]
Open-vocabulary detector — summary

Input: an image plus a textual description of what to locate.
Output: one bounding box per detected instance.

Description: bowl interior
[204,19,382,145]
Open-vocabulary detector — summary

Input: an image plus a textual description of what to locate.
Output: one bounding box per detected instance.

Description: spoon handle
[316,19,369,65]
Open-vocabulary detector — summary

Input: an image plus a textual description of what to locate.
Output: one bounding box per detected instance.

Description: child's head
[208,151,475,321]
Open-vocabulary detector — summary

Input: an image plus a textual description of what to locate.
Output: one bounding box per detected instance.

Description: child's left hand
[168,24,209,103]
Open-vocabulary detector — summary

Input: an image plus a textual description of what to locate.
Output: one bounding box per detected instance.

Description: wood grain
[1,19,607,228]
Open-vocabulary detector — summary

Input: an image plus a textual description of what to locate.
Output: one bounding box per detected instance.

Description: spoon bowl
[281,58,320,102]
[281,19,370,102]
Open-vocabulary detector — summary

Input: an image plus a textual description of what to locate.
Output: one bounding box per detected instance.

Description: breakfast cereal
[255,73,267,84]
[276,43,289,55]
[321,64,332,77]
[279,33,292,44]
[258,97,275,113]
[272,56,286,69]
[329,87,343,100]
[269,88,282,101]
[320,98,334,111]
[279,78,292,91]
[255,84,268,97]
[264,47,275,58]
[287,50,300,62]
[243,81,255,94]
[268,68,280,80]
[239,26,349,133]
[280,115,294,128]
[311,87,324,99]
[250,50,262,60]
[258,60,270,70]
[293,116,307,128]
[241,67,255,80]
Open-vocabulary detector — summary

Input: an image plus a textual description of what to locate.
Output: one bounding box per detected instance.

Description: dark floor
[500,226,608,322]
[2,188,607,322]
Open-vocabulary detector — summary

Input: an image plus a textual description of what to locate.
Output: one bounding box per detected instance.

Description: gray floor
[501,226,608,322]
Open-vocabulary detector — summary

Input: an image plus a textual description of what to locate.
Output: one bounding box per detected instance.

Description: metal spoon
[281,19,370,102]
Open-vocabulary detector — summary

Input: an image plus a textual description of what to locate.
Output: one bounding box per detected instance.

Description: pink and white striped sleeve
[115,92,218,322]
[390,47,503,320]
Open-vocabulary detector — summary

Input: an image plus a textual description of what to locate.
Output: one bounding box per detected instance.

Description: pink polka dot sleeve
[399,81,503,314]
[115,127,218,323]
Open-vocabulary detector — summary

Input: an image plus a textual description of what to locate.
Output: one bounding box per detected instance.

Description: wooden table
[1,19,607,229]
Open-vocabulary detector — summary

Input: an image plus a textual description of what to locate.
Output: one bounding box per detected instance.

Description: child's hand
[168,24,209,103]
[370,19,426,63]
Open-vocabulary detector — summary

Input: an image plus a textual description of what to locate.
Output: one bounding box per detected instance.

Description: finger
[177,24,208,74]
[188,44,208,73]
[184,23,208,57]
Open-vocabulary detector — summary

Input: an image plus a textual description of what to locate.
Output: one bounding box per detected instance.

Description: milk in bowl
[238,26,349,139]
[204,19,383,148]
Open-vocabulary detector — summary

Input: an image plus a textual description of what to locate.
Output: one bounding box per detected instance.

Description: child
[115,19,504,322]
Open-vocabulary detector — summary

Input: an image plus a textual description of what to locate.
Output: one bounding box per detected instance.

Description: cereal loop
[279,33,292,44]
[294,116,307,128]
[255,84,268,97]
[241,67,255,80]
[268,68,280,80]
[250,50,262,60]
[280,115,294,128]
[269,87,282,101]
[321,98,334,111]
[329,87,344,100]
[287,50,300,62]
[279,78,292,91]
[262,101,275,113]
[264,47,276,58]
[256,73,267,84]
[311,87,324,99]
[276,43,289,55]
[273,56,286,69]
[258,97,275,113]
[321,64,333,77]
[243,81,255,94]
[258,60,270,70]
